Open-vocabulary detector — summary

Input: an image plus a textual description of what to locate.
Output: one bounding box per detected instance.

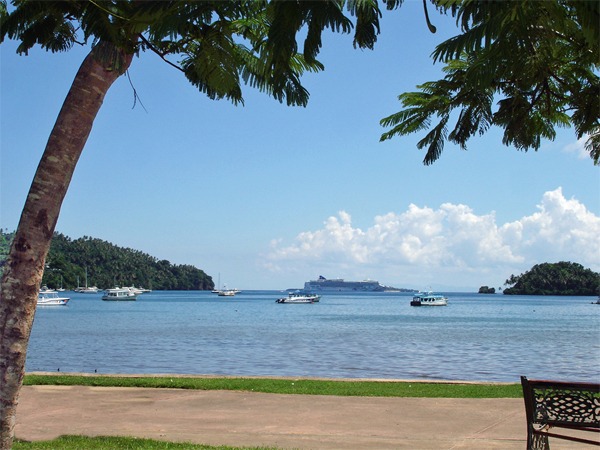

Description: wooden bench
[521,376,600,449]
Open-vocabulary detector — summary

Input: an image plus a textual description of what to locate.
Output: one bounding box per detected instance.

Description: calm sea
[27,290,600,383]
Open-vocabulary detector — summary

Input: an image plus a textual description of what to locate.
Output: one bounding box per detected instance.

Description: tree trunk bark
[0,42,133,449]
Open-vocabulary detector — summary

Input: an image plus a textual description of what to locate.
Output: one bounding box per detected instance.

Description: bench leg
[528,429,550,450]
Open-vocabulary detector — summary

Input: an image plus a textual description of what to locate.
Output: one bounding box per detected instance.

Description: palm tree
[0,1,388,447]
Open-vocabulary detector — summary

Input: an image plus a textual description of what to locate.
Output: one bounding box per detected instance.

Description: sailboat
[57,275,66,292]
[212,273,221,293]
[75,268,99,293]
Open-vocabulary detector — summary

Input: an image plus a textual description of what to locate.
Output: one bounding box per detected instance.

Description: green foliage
[23,374,522,399]
[380,0,600,165]
[0,229,15,275]
[1,1,390,108]
[504,261,600,296]
[0,231,213,290]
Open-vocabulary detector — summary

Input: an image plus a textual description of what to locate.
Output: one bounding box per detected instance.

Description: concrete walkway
[14,384,587,449]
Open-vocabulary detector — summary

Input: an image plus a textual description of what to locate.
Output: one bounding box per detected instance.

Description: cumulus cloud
[264,188,600,288]
[500,187,600,264]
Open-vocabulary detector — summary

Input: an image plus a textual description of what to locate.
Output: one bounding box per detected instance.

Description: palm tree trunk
[0,42,133,449]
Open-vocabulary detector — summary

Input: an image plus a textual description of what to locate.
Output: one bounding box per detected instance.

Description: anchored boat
[38,290,70,306]
[410,291,448,306]
[276,291,322,304]
[102,287,138,301]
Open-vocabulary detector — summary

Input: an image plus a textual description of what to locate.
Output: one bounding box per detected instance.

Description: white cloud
[264,188,600,289]
[500,187,600,264]
[563,136,590,160]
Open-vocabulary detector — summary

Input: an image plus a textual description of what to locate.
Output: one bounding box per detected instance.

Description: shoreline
[27,371,516,385]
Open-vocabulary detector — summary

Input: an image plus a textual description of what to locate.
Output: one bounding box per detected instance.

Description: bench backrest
[521,376,600,428]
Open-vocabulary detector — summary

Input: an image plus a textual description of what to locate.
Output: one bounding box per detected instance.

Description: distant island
[503,261,599,296]
[0,230,214,291]
[478,286,496,294]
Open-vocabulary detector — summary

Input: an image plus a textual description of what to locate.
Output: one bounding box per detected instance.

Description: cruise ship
[304,276,388,292]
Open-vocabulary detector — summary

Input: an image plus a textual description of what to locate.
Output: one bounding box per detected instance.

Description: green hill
[0,230,15,271]
[0,231,214,291]
[504,261,600,296]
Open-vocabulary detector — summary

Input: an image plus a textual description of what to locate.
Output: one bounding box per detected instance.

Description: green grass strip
[23,374,521,398]
[14,435,279,450]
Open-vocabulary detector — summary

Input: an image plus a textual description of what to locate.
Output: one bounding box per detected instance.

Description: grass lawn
[24,373,522,398]
[14,436,281,450]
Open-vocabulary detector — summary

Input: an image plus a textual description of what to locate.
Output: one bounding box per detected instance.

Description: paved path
[14,385,589,449]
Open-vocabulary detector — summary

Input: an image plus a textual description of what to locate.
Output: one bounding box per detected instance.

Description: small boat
[57,276,66,292]
[76,286,99,293]
[410,291,448,306]
[124,286,151,295]
[276,291,322,304]
[212,273,221,293]
[38,290,70,306]
[218,290,236,296]
[39,285,53,294]
[76,268,99,293]
[102,287,138,301]
[217,283,236,296]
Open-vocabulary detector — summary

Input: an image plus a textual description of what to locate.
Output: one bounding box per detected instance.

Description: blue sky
[2,2,599,291]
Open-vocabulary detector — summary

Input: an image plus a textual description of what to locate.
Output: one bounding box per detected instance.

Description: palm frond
[585,128,600,166]
[347,0,382,50]
[382,0,599,165]
[417,115,449,165]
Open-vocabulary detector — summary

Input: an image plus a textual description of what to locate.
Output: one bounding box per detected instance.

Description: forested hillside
[0,231,213,291]
[0,230,15,274]
[504,262,600,296]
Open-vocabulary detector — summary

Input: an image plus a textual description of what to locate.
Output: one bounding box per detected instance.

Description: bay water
[27,290,600,383]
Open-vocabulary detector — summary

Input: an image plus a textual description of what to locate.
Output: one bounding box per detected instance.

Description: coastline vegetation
[504,262,600,296]
[24,374,521,399]
[0,231,213,291]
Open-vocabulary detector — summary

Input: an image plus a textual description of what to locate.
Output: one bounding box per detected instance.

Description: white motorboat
[38,290,70,306]
[125,286,151,295]
[216,283,236,296]
[276,291,322,303]
[218,290,235,296]
[410,291,448,306]
[102,287,138,301]
[39,285,53,294]
[218,289,236,296]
